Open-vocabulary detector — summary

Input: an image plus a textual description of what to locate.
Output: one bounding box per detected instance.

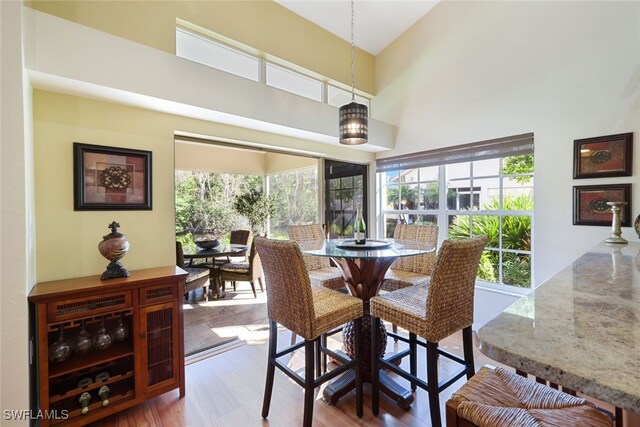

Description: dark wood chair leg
[392,323,399,342]
[258,277,264,292]
[427,340,442,427]
[320,334,327,374]
[371,316,380,416]
[303,340,315,427]
[409,332,418,391]
[262,320,278,419]
[354,317,363,418]
[233,281,236,291]
[462,326,475,380]
[249,281,257,298]
[314,339,321,378]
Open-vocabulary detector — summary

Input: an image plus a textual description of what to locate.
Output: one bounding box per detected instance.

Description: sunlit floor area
[183,281,268,356]
[94,324,501,426]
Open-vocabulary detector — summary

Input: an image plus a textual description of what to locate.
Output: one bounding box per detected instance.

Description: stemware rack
[29,266,188,426]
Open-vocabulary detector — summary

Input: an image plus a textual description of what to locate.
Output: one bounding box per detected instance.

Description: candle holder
[605,201,628,244]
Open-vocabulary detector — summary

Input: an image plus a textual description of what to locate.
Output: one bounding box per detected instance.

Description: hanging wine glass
[48,324,72,362]
[112,313,129,342]
[73,320,93,355]
[92,316,113,351]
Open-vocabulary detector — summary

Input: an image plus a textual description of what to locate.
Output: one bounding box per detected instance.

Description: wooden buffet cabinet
[28,266,188,426]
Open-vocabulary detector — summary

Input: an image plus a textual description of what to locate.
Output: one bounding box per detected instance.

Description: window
[377,134,534,289]
[176,25,372,110]
[176,28,260,81]
[266,63,323,101]
[327,85,370,109]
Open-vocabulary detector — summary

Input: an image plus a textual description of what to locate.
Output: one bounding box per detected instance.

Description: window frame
[377,156,534,290]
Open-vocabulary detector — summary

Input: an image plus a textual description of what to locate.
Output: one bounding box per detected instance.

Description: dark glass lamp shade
[339,102,368,145]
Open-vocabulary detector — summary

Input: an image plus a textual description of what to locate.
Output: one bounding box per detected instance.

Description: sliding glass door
[324,160,367,239]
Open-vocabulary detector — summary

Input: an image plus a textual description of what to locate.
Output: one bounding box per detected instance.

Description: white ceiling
[276,0,440,55]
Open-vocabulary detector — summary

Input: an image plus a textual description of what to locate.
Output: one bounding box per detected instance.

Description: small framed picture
[573,132,633,179]
[573,184,631,226]
[74,143,152,210]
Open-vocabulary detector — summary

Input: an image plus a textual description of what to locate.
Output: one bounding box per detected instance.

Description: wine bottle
[98,385,110,406]
[354,203,366,244]
[79,391,91,415]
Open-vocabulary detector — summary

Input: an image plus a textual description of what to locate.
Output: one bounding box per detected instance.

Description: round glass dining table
[299,238,434,409]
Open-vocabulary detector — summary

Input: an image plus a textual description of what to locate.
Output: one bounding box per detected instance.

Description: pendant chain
[350,0,355,103]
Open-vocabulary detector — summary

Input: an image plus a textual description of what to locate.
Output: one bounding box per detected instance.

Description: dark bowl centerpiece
[194,236,220,250]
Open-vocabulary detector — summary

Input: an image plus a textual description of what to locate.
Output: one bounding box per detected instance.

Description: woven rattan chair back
[248,239,263,279]
[255,237,316,339]
[287,224,330,271]
[424,235,487,342]
[392,224,438,274]
[230,229,252,245]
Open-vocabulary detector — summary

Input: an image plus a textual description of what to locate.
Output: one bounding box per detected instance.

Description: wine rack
[29,266,187,426]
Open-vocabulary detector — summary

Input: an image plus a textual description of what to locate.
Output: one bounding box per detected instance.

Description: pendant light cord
[350,0,356,103]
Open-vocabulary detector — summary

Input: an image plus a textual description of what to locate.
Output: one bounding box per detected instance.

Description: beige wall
[375,0,640,285]
[34,90,372,281]
[28,0,375,95]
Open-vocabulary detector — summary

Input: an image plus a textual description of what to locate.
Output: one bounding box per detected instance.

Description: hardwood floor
[92,325,500,426]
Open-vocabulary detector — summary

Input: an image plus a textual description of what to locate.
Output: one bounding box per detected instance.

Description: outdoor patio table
[299,238,434,409]
[183,243,248,299]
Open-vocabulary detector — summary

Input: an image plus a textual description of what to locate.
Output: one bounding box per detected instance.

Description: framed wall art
[573,184,631,226]
[573,132,632,179]
[74,143,152,210]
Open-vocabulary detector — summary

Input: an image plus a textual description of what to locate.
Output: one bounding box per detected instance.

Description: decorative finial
[108,221,120,233]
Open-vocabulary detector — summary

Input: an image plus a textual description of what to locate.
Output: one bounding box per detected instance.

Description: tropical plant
[448,193,533,287]
[233,188,275,236]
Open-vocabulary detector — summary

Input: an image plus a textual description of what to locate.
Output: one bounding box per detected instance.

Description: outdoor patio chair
[176,241,210,301]
[219,239,264,298]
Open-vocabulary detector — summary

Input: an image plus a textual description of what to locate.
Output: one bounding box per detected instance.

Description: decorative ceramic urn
[98,221,130,280]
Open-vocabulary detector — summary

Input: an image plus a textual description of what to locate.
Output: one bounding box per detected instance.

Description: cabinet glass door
[140,301,180,391]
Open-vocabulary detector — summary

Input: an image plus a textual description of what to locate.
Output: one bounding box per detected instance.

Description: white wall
[1,0,33,419]
[375,1,640,287]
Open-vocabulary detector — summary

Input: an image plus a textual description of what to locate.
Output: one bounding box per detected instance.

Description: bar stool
[370,235,488,427]
[255,237,364,427]
[287,224,344,290]
[446,366,614,427]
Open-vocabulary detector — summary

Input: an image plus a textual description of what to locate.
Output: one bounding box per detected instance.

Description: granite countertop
[477,241,640,413]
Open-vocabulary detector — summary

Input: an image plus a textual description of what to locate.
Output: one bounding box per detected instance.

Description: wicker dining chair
[381,223,438,292]
[287,224,344,291]
[255,237,363,427]
[446,365,614,427]
[219,239,263,298]
[370,235,488,427]
[176,242,210,301]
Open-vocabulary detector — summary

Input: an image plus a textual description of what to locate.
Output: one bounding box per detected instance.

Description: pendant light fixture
[339,0,368,145]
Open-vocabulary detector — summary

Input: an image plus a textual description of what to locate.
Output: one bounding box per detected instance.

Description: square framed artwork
[74,143,152,210]
[573,184,631,226]
[573,132,633,179]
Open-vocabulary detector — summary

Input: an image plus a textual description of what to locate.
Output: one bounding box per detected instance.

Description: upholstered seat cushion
[308,287,362,340]
[220,262,249,274]
[380,268,430,292]
[308,267,344,290]
[185,267,209,281]
[370,285,429,338]
[451,367,613,427]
